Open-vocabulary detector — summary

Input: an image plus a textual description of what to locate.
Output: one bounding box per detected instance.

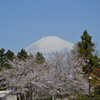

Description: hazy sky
[0,0,100,54]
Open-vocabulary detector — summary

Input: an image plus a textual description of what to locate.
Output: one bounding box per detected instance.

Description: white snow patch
[25,36,74,54]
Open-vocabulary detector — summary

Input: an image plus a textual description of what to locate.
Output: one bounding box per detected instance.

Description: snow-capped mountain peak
[25,36,74,54]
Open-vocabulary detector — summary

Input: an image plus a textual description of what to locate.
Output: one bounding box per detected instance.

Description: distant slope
[25,36,74,54]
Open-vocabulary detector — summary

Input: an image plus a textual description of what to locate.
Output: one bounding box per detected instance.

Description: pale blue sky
[0,0,100,54]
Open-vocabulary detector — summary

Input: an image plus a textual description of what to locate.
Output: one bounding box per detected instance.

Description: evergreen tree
[4,50,15,69]
[5,50,15,61]
[35,52,45,64]
[78,30,100,74]
[0,48,6,71]
[17,48,28,60]
[93,84,100,95]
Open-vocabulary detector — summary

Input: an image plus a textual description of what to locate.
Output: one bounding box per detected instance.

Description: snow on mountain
[25,36,74,54]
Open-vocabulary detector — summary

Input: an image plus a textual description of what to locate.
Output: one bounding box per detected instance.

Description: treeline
[0,48,45,71]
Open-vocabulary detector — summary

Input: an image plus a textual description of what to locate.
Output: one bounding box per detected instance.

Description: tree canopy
[0,48,6,71]
[35,52,45,64]
[0,52,91,100]
[78,30,100,74]
[5,50,15,61]
[17,48,28,60]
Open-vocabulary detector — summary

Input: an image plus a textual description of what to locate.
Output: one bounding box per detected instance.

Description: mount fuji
[25,36,74,55]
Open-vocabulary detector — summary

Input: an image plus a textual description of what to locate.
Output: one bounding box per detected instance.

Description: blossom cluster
[0,52,90,99]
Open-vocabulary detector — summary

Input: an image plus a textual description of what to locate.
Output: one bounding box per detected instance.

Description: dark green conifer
[35,52,45,64]
[78,30,100,74]
[0,48,6,71]
[5,50,15,61]
[4,50,15,69]
[17,48,28,60]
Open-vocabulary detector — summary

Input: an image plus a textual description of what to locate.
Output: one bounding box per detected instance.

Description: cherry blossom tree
[0,58,49,100]
[47,52,92,99]
[0,52,93,100]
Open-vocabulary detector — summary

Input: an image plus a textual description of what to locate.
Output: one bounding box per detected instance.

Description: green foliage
[90,75,100,87]
[0,48,15,71]
[35,52,45,64]
[82,73,100,99]
[77,93,100,100]
[17,48,28,60]
[4,50,15,69]
[0,48,6,70]
[5,50,15,61]
[78,30,100,74]
[93,85,100,95]
[91,75,100,96]
[78,97,100,100]
[0,48,11,71]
